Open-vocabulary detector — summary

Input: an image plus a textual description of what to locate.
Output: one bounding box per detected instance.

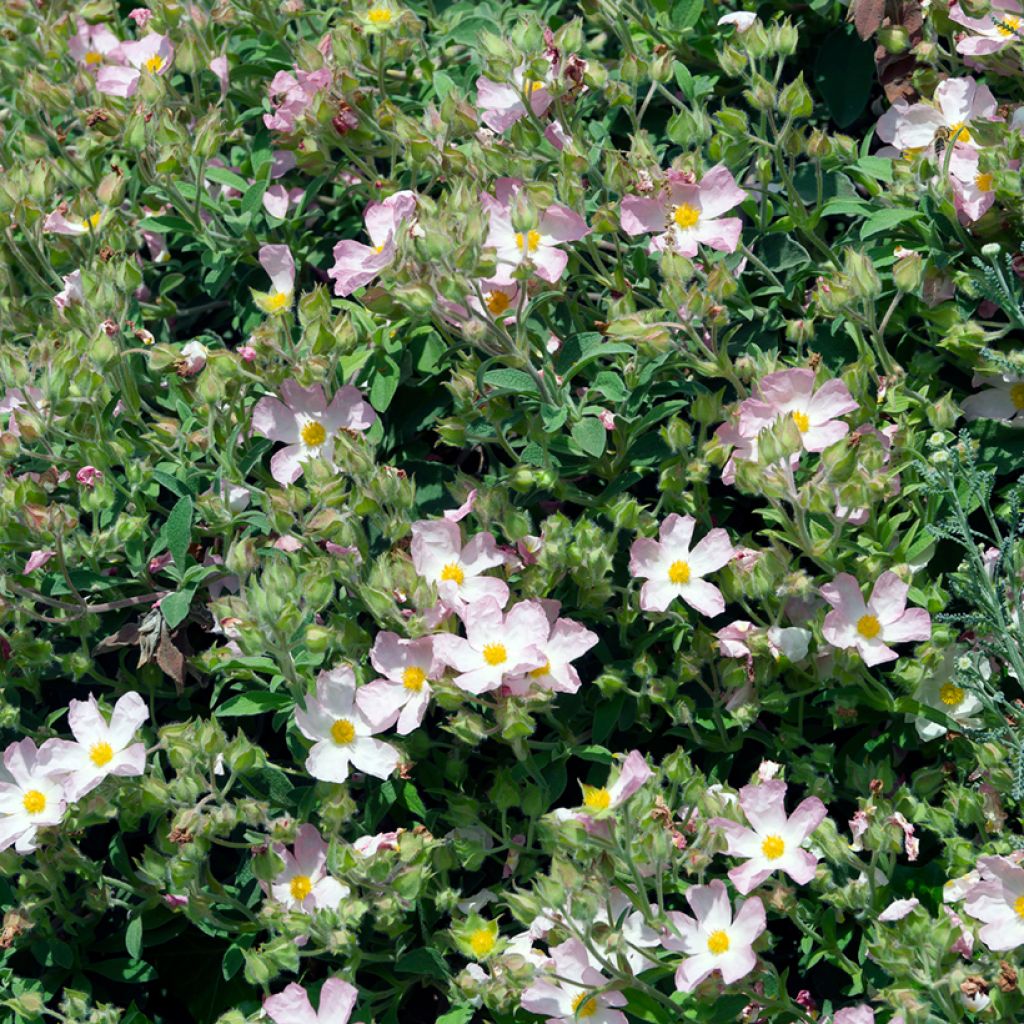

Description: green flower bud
[843,247,882,300]
[893,251,924,293]
[778,74,813,119]
[743,74,776,112]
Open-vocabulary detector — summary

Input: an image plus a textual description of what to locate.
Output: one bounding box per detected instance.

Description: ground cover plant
[5,0,1024,1021]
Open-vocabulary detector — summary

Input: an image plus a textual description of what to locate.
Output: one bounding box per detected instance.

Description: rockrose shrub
[5,0,1024,1022]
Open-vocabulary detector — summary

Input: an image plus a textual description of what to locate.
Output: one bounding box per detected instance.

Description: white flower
[0,739,67,854]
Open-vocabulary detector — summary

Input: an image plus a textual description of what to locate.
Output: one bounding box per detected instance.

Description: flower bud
[893,250,924,293]
[843,248,881,300]
[878,25,910,53]
[778,74,813,119]
[718,45,747,77]
[743,73,776,112]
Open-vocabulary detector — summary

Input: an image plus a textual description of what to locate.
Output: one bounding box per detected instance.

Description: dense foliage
[5,1,1024,1022]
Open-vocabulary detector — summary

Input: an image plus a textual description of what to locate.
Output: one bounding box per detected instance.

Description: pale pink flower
[443,490,477,522]
[715,620,809,662]
[876,76,999,153]
[950,146,998,223]
[54,270,84,314]
[24,550,56,574]
[596,408,616,430]
[264,67,332,133]
[353,830,400,855]
[433,598,548,694]
[833,1009,875,1024]
[663,880,766,992]
[410,518,509,612]
[569,750,652,817]
[520,938,627,1024]
[262,185,305,220]
[849,810,870,851]
[43,206,106,236]
[821,572,931,666]
[357,632,440,735]
[76,466,103,488]
[943,904,975,957]
[709,780,826,894]
[718,11,758,30]
[437,279,522,330]
[177,340,207,376]
[890,812,920,861]
[294,666,400,784]
[37,692,147,802]
[878,898,920,922]
[209,54,229,98]
[476,61,554,132]
[128,8,153,27]
[502,599,599,696]
[264,980,358,1024]
[164,893,189,908]
[950,0,1024,55]
[96,33,174,98]
[251,380,376,485]
[962,371,1024,423]
[328,190,417,296]
[629,514,735,616]
[253,244,295,314]
[68,20,122,69]
[238,345,257,363]
[962,856,1024,950]
[715,401,781,485]
[482,178,589,286]
[0,739,67,854]
[263,824,349,912]
[620,164,747,258]
[142,228,169,263]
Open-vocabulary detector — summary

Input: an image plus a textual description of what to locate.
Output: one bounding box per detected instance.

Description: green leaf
[368,355,401,412]
[125,918,143,960]
[670,0,704,29]
[165,495,193,573]
[137,214,194,234]
[400,781,427,819]
[204,166,250,194]
[819,198,873,218]
[160,588,195,630]
[395,947,450,979]
[215,691,294,717]
[851,155,894,182]
[433,70,457,100]
[571,417,606,458]
[240,179,267,217]
[859,207,923,239]
[482,368,540,397]
[436,1009,475,1024]
[813,26,874,129]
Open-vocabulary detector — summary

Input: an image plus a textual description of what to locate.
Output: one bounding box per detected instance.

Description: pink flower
[433,598,548,694]
[715,401,784,485]
[949,0,1024,55]
[128,8,153,27]
[177,340,207,376]
[878,897,920,922]
[24,550,56,574]
[37,692,148,801]
[293,666,400,784]
[962,371,1024,422]
[821,572,931,666]
[54,270,84,314]
[833,1009,875,1024]
[629,514,735,616]
[520,938,627,1024]
[43,206,105,236]
[715,620,810,662]
[482,178,589,286]
[253,244,295,314]
[251,380,376,485]
[76,466,103,488]
[209,55,229,98]
[709,780,826,894]
[69,20,122,69]
[357,632,440,735]
[620,164,747,258]
[443,489,477,522]
[328,190,417,296]
[410,518,509,612]
[596,408,616,430]
[663,880,766,992]
[890,811,920,861]
[961,855,1024,950]
[264,980,358,1024]
[0,739,67,854]
[501,599,599,696]
[950,147,999,223]
[238,345,257,363]
[876,77,999,153]
[353,830,400,855]
[264,67,332,133]
[164,893,189,908]
[476,62,554,132]
[96,33,174,98]
[262,185,305,220]
[739,368,858,453]
[570,750,652,817]
[263,824,349,912]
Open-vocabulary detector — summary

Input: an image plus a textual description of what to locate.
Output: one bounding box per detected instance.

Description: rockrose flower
[913,648,984,740]
[252,244,295,314]
[482,178,589,285]
[69,20,122,69]
[949,0,1024,56]
[54,270,84,314]
[264,67,332,133]
[629,513,735,616]
[501,599,599,696]
[96,33,174,98]
[328,190,417,296]
[520,938,628,1024]
[357,632,441,735]
[962,371,1024,423]
[293,666,400,783]
[0,739,67,854]
[37,692,148,801]
[410,518,510,612]
[559,750,653,823]
[821,572,932,666]
[709,780,827,894]
[876,76,999,154]
[476,61,554,132]
[663,879,766,992]
[962,856,1024,950]
[251,380,376,485]
[263,824,349,912]
[950,147,1000,223]
[620,164,747,257]
[264,979,358,1024]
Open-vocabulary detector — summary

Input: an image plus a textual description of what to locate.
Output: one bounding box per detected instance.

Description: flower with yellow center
[975,172,994,193]
[144,54,164,74]
[84,50,103,65]
[440,562,465,585]
[1010,383,1024,410]
[668,560,691,584]
[944,122,972,145]
[290,874,313,901]
[469,926,496,957]
[22,790,46,814]
[258,291,291,314]
[529,660,551,678]
[998,14,1022,36]
[482,642,507,666]
[706,929,730,955]
[81,211,103,231]
[761,835,785,860]
[330,718,356,745]
[582,785,611,811]
[939,682,964,707]
[792,410,810,432]
[570,992,598,1019]
[856,614,881,639]
[673,203,700,229]
[367,5,393,24]
[484,290,512,316]
[516,229,541,253]
[300,420,327,448]
[89,741,114,767]
[402,666,426,692]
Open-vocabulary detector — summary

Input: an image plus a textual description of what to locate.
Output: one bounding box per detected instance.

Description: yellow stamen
[761,835,785,860]
[330,718,355,745]
[469,926,496,957]
[571,992,598,1019]
[939,682,964,707]
[1010,383,1024,410]
[515,229,540,254]
[1015,894,1024,918]
[707,929,730,954]
[144,54,164,74]
[368,6,393,23]
[300,421,327,447]
[22,790,46,814]
[484,290,512,316]
[946,122,972,145]
[260,291,290,314]
[582,785,611,811]
[90,741,114,767]
[998,14,1021,36]
[673,203,700,229]
[482,642,507,666]
[402,666,426,692]
[84,51,103,65]
[529,660,551,678]
[792,410,810,432]
[83,212,102,230]
[440,563,465,585]
[857,614,881,639]
[289,874,312,901]
[975,172,994,192]
[668,560,691,585]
